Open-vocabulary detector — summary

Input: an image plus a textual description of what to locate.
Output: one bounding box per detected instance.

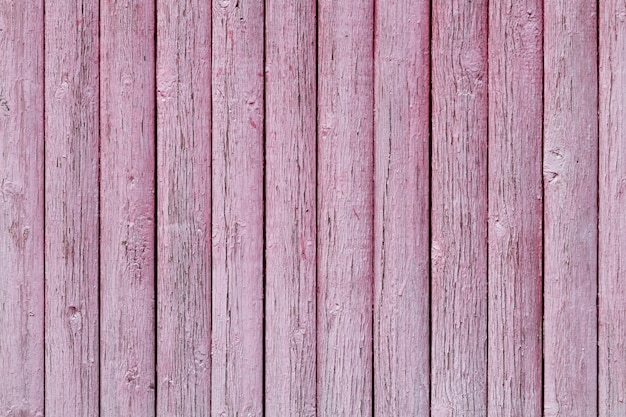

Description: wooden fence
[0,0,623,415]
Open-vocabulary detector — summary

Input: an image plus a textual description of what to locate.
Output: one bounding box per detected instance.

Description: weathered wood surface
[44,1,99,416]
[156,0,211,415]
[431,0,489,415]
[211,0,264,415]
[0,2,45,416]
[599,0,626,415]
[317,2,374,416]
[265,0,317,415]
[100,1,156,415]
[373,0,430,415]
[487,0,543,415]
[543,1,598,416]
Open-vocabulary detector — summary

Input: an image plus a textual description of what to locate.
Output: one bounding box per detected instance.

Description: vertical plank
[211,1,264,415]
[44,0,99,415]
[373,0,430,415]
[430,0,488,415]
[100,1,156,415]
[487,0,543,415]
[543,1,598,415]
[599,0,625,414]
[265,0,317,415]
[317,1,374,415]
[156,1,211,415]
[0,1,44,415]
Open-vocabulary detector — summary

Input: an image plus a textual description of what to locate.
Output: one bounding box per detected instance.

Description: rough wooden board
[100,1,156,415]
[265,0,317,415]
[431,0,489,415]
[44,1,99,415]
[487,0,543,415]
[599,0,626,414]
[156,0,212,415]
[373,0,430,415]
[543,1,598,416]
[0,1,45,416]
[317,1,374,416]
[211,0,265,415]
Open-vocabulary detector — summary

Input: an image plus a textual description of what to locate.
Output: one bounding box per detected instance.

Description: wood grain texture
[487,0,543,415]
[373,0,430,415]
[0,1,44,416]
[431,0,488,415]
[599,0,625,414]
[265,0,317,415]
[156,1,211,415]
[100,1,156,415]
[317,2,374,416]
[211,0,264,415]
[543,1,598,415]
[44,1,99,416]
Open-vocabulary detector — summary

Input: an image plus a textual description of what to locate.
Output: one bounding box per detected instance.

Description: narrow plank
[373,0,430,415]
[599,1,626,415]
[100,1,156,415]
[265,0,317,415]
[156,1,211,415]
[487,0,543,415]
[44,1,99,415]
[430,0,489,415]
[543,1,598,415]
[0,1,45,415]
[317,1,374,415]
[211,1,264,415]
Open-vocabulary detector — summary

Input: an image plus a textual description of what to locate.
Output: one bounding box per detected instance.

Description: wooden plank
[373,0,430,415]
[43,1,99,415]
[317,2,374,415]
[99,1,156,415]
[211,1,264,415]
[430,0,488,415]
[599,0,626,415]
[543,1,598,415]
[156,1,211,415]
[487,1,543,415]
[264,0,317,415]
[0,1,45,415]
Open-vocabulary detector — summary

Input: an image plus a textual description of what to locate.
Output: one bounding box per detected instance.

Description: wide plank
[487,0,543,415]
[44,1,99,415]
[373,0,430,415]
[317,2,374,415]
[265,0,317,415]
[156,1,212,415]
[543,1,598,415]
[431,0,489,415]
[599,0,626,415]
[0,2,45,415]
[100,1,156,415]
[211,0,264,414]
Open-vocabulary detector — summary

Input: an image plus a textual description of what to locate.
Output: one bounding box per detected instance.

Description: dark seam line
[595,0,600,415]
[262,0,267,414]
[371,0,376,415]
[541,0,546,414]
[153,0,158,414]
[42,0,47,414]
[485,0,490,414]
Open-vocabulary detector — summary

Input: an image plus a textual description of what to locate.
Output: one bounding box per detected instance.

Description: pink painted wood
[431,0,489,415]
[44,0,99,415]
[487,0,543,415]
[0,2,45,416]
[543,1,598,415]
[599,0,626,414]
[211,1,264,415]
[100,1,156,415]
[156,1,211,415]
[317,2,374,416]
[373,0,430,415]
[265,0,317,415]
